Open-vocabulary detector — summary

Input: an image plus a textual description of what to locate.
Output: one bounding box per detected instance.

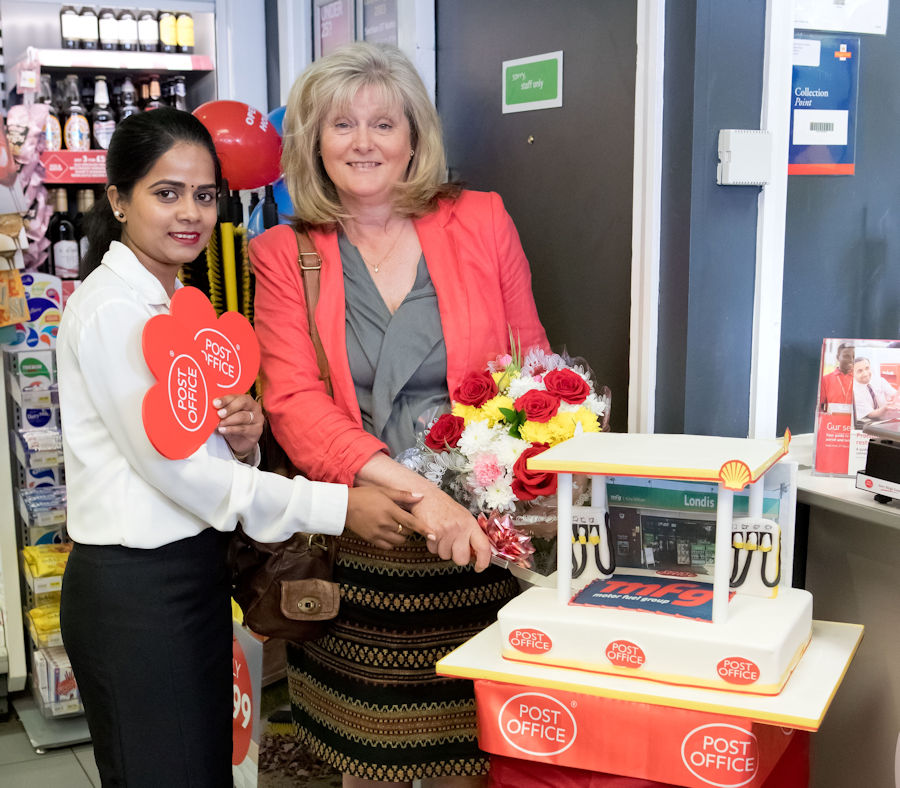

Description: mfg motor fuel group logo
[498,692,577,757]
[681,723,759,787]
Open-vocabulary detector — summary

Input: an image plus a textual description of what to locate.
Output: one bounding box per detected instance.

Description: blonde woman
[251,43,548,786]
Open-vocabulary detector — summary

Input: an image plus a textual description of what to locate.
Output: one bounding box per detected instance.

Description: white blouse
[57,241,347,548]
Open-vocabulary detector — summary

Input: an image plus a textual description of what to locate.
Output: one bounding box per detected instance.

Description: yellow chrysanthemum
[482,395,515,425]
[573,407,601,433]
[520,420,554,445]
[451,402,490,425]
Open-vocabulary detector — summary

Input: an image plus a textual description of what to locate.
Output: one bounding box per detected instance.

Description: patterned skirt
[286,531,519,782]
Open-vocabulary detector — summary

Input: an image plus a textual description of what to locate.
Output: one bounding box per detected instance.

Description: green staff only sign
[502,51,563,114]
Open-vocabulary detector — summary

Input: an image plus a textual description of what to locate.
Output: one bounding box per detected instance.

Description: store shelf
[13,691,90,751]
[27,617,63,650]
[35,47,213,73]
[39,150,107,185]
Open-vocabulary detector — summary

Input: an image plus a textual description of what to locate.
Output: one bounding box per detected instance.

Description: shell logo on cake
[718,459,752,491]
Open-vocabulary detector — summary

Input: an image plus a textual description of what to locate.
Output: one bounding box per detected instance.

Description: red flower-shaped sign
[142,286,260,459]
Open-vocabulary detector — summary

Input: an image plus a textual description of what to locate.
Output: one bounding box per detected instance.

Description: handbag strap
[294,229,333,397]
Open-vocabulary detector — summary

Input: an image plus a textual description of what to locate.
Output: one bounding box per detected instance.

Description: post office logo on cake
[498,692,577,757]
[508,628,552,654]
[681,723,759,787]
[605,639,646,668]
[716,657,760,686]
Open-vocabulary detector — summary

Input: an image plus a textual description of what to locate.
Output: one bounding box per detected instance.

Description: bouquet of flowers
[398,341,609,571]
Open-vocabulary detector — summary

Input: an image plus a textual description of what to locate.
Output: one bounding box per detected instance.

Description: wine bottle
[74,189,95,266]
[38,74,63,152]
[120,77,140,120]
[49,189,79,279]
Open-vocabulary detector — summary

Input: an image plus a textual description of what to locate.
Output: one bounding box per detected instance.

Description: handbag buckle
[299,251,322,270]
[307,533,330,551]
[297,596,322,613]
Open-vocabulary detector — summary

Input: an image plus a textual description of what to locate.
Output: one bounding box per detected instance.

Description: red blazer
[250,190,548,485]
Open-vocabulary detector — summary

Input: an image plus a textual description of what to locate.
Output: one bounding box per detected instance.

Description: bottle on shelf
[138,10,160,52]
[60,5,79,49]
[80,76,95,114]
[145,75,163,111]
[38,74,63,153]
[158,10,178,54]
[48,189,79,280]
[117,8,139,52]
[119,77,140,120]
[176,11,194,54]
[79,6,100,50]
[137,77,150,109]
[62,75,91,152]
[91,76,116,150]
[171,76,187,112]
[74,189,95,267]
[98,8,118,51]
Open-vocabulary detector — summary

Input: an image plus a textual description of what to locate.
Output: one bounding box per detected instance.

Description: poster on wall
[813,338,900,475]
[788,34,860,175]
[793,0,889,36]
[314,0,355,59]
[501,51,563,114]
[363,0,398,45]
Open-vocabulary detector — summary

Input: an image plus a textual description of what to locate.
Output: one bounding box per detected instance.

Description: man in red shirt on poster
[819,342,855,411]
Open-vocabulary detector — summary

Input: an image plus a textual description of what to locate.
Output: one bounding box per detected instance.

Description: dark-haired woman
[57,107,432,786]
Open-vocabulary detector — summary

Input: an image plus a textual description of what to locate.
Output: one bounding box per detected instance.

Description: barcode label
[809,121,835,132]
[793,109,848,146]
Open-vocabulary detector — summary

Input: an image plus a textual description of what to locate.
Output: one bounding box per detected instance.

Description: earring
[115,210,125,220]
[410,149,415,158]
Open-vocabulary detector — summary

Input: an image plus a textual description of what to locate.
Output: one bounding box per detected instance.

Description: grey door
[436,1,637,432]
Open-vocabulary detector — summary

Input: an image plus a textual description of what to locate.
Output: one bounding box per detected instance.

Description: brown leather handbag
[229,229,339,641]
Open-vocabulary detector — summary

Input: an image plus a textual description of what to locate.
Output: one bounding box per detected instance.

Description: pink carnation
[473,454,503,486]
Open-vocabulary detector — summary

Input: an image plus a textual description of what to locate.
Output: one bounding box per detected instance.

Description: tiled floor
[0,714,100,787]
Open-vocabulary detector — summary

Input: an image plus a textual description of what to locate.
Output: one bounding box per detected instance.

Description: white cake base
[497,586,813,695]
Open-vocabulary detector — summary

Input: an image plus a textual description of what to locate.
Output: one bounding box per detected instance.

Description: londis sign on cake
[474,680,798,787]
[142,287,259,459]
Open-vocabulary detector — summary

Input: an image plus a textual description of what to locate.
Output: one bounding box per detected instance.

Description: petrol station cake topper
[141,286,260,459]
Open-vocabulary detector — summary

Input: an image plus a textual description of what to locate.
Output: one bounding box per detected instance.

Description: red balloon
[193,100,282,190]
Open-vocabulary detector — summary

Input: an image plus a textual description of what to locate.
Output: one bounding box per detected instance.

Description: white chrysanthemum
[583,392,609,416]
[506,374,544,400]
[480,477,516,511]
[457,420,496,458]
[492,433,530,467]
[557,401,582,413]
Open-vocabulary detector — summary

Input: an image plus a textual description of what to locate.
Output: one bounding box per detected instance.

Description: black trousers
[60,528,233,787]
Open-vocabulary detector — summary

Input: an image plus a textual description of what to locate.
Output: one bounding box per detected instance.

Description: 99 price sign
[232,635,253,765]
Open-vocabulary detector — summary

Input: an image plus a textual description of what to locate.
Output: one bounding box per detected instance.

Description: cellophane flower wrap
[397,342,609,572]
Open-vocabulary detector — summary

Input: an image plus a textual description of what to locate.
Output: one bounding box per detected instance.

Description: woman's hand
[215,394,263,461]
[411,488,492,572]
[345,487,432,550]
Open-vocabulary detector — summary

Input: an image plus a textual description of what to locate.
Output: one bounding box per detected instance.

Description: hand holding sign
[142,287,260,459]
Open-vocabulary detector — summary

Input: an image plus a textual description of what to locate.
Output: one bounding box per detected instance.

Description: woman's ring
[249,411,254,423]
[397,523,403,534]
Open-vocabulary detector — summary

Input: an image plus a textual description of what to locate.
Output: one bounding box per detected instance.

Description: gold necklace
[352,222,405,273]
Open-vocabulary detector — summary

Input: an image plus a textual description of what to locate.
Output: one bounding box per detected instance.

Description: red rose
[543,369,590,404]
[453,371,498,407]
[514,389,561,423]
[512,444,557,501]
[424,414,465,451]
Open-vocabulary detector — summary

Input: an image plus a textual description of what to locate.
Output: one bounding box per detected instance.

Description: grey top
[340,233,449,456]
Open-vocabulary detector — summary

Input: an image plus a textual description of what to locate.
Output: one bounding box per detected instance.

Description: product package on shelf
[21,542,71,595]
[1,272,62,351]
[32,645,82,716]
[27,602,62,649]
[13,426,64,472]
[19,485,67,545]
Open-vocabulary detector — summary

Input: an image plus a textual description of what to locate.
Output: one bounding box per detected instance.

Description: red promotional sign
[474,680,795,787]
[142,287,259,459]
[232,635,253,765]
[814,410,851,474]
